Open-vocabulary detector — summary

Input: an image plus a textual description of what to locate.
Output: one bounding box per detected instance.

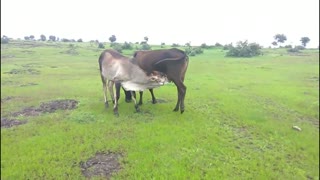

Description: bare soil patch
[1,118,27,128]
[11,99,78,117]
[80,152,122,179]
[1,54,15,59]
[4,68,40,75]
[19,83,38,87]
[1,96,15,103]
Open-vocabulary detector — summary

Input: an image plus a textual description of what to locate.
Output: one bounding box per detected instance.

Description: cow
[98,49,168,115]
[131,48,189,113]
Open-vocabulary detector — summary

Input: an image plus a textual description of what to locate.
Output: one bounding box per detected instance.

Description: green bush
[112,43,123,53]
[98,43,105,49]
[185,47,203,56]
[122,42,133,50]
[226,41,262,57]
[139,43,151,50]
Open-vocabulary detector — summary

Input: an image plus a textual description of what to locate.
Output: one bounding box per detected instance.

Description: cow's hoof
[152,100,157,104]
[135,105,140,112]
[180,110,184,114]
[105,102,109,108]
[125,99,132,103]
[173,108,179,112]
[113,111,119,117]
[138,102,143,106]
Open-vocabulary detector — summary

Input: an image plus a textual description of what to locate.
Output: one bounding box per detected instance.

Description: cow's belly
[121,81,164,91]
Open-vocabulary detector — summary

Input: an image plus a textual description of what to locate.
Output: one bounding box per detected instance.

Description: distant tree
[185,42,191,47]
[1,35,9,44]
[24,36,30,40]
[56,37,59,41]
[140,43,151,50]
[135,42,139,44]
[49,35,56,41]
[144,36,148,42]
[300,37,310,47]
[214,42,222,47]
[161,42,165,48]
[40,34,46,41]
[122,41,133,50]
[77,38,83,42]
[171,43,179,47]
[284,45,292,48]
[29,35,35,40]
[201,43,208,49]
[274,34,287,46]
[109,35,116,43]
[98,42,105,49]
[271,41,278,47]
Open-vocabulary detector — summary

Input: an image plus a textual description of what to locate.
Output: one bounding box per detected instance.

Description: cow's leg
[115,82,121,102]
[108,80,115,104]
[101,76,108,108]
[173,85,181,112]
[138,91,143,105]
[123,87,132,103]
[172,79,186,113]
[108,81,119,116]
[131,91,140,112]
[149,88,157,104]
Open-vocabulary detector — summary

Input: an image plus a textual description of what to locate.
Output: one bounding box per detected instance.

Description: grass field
[1,41,319,179]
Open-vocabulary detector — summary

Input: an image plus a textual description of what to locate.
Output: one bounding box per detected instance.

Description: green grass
[1,41,319,179]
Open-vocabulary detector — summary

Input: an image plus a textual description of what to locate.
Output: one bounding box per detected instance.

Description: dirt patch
[4,68,40,75]
[1,118,27,128]
[61,49,79,55]
[1,96,15,103]
[1,54,15,59]
[80,152,122,179]
[21,50,35,54]
[11,99,78,117]
[20,83,38,87]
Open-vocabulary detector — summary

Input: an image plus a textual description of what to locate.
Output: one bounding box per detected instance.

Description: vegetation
[226,41,262,57]
[1,35,9,44]
[1,40,319,179]
[274,34,287,46]
[300,37,310,47]
[109,35,116,44]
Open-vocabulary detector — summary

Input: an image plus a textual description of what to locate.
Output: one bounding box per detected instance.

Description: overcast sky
[1,0,319,47]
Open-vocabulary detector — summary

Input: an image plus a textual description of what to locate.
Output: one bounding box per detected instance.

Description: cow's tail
[154,51,188,65]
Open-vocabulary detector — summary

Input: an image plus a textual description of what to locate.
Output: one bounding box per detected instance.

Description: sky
[1,0,319,48]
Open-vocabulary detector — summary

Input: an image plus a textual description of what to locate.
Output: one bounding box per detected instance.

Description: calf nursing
[98,49,167,115]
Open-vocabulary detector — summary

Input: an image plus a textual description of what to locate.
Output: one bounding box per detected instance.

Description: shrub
[223,43,233,50]
[139,43,151,50]
[171,43,180,47]
[185,47,203,56]
[1,36,9,44]
[98,43,105,49]
[122,41,133,50]
[226,41,262,57]
[284,45,292,48]
[112,43,123,53]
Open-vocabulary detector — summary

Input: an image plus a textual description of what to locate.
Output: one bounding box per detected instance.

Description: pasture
[1,41,319,179]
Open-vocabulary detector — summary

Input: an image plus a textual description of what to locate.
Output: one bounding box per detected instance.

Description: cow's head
[149,71,168,85]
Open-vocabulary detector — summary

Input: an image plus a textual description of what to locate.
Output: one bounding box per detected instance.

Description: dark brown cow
[131,48,189,113]
[98,49,168,115]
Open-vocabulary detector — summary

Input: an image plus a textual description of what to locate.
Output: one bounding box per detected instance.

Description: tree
[271,41,278,47]
[144,36,148,42]
[300,37,310,47]
[1,35,9,44]
[109,35,116,43]
[29,35,35,40]
[40,34,46,41]
[49,35,56,41]
[274,34,287,46]
[185,42,191,47]
[161,42,165,48]
[77,38,83,42]
[24,36,30,40]
[226,40,262,57]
